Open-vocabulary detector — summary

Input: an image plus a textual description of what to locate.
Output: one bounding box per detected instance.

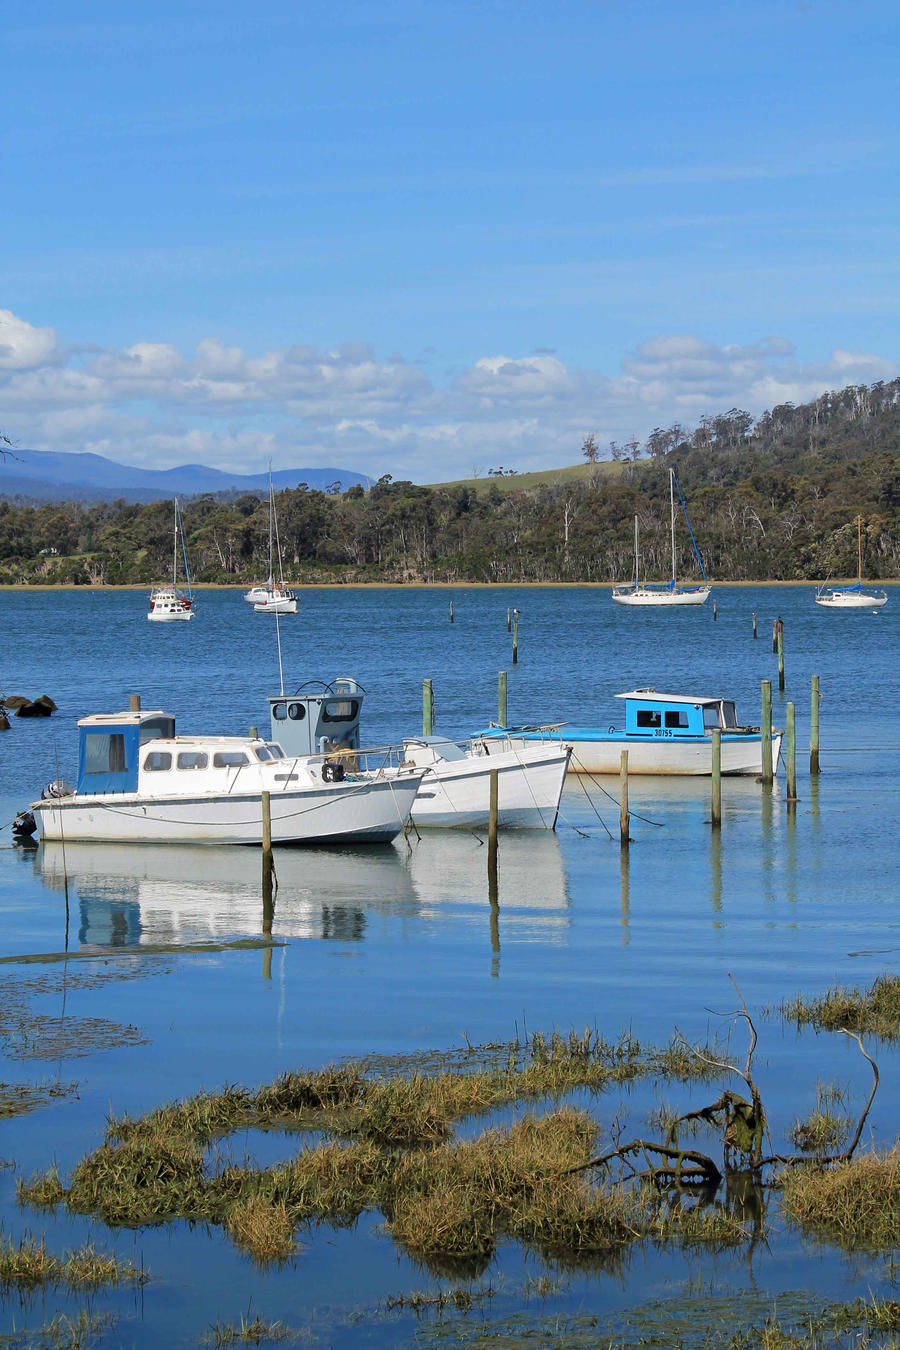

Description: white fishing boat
[612,470,710,606]
[815,516,888,610]
[244,470,298,614]
[27,703,424,846]
[148,499,194,622]
[267,679,571,829]
[480,689,782,777]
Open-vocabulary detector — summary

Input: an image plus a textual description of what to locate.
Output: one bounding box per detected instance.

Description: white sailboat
[148,499,194,622]
[244,471,298,614]
[612,469,711,607]
[815,516,887,609]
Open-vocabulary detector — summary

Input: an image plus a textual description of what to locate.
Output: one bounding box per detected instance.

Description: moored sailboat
[245,470,298,614]
[148,499,194,622]
[815,516,887,609]
[612,469,710,606]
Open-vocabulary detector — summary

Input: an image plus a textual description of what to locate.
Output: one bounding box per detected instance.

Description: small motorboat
[28,703,424,846]
[267,678,571,828]
[479,688,782,777]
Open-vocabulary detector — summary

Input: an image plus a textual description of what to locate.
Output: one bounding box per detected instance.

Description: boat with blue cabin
[481,688,782,776]
[28,700,424,845]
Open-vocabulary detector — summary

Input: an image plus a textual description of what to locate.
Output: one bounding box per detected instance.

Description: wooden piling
[450,600,454,623]
[422,678,434,736]
[507,608,511,632]
[777,621,785,691]
[129,694,141,712]
[786,701,797,803]
[498,670,508,728]
[261,791,274,932]
[761,679,773,785]
[810,674,820,776]
[713,598,717,621]
[488,768,499,883]
[752,611,757,639]
[619,750,630,847]
[711,728,722,828]
[512,609,519,664]
[772,619,778,654]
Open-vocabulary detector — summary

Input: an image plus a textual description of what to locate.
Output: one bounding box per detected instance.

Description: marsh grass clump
[224,1195,295,1265]
[0,1232,146,1290]
[782,975,900,1040]
[66,1128,207,1225]
[17,1163,66,1211]
[781,1146,900,1250]
[788,1082,850,1154]
[204,1314,300,1345]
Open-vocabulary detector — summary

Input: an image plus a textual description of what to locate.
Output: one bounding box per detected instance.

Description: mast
[669,469,677,587]
[172,498,178,587]
[857,514,863,585]
[267,467,275,587]
[633,515,639,586]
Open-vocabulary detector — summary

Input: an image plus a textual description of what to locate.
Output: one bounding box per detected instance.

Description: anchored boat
[244,469,298,614]
[267,678,571,828]
[612,470,711,607]
[28,704,424,845]
[815,516,887,610]
[481,688,782,777]
[148,499,194,622]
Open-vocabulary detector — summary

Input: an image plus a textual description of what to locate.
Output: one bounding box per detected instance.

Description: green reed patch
[782,975,900,1040]
[0,1231,146,1291]
[203,1315,303,1346]
[781,1145,900,1252]
[788,1083,851,1155]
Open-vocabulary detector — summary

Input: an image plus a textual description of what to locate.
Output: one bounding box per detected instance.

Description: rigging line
[569,753,666,827]
[569,771,614,839]
[672,470,708,581]
[500,736,553,830]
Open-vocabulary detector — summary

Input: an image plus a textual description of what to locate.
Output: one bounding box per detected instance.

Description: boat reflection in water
[40,830,570,949]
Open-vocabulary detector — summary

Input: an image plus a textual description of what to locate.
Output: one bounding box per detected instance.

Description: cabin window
[139,717,175,744]
[143,751,172,771]
[177,751,208,770]
[323,699,358,722]
[213,751,248,768]
[287,703,306,721]
[84,732,128,775]
[702,706,721,730]
[664,710,689,729]
[255,747,272,762]
[266,744,284,759]
[272,703,287,720]
[635,709,661,728]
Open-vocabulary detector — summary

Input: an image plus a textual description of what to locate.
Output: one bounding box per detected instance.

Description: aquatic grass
[781,1145,900,1250]
[203,1314,302,1345]
[224,1195,296,1265]
[788,1082,850,1154]
[782,975,900,1040]
[0,1232,146,1290]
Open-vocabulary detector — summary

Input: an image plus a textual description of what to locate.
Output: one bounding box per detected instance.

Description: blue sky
[2,0,898,479]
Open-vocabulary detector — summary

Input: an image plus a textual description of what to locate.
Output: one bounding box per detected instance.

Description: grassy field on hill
[427,460,623,494]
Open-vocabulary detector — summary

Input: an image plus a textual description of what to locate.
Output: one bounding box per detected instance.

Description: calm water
[0,585,898,1346]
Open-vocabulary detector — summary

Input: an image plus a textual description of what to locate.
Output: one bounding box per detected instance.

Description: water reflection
[38,830,570,949]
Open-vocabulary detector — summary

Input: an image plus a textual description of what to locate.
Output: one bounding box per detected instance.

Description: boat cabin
[268,678,364,758]
[615,690,741,738]
[77,710,175,794]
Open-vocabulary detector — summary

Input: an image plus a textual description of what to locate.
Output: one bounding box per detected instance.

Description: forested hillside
[2,379,898,585]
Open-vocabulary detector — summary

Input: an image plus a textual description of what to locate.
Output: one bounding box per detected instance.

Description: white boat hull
[815,590,887,609]
[148,609,193,622]
[560,733,782,776]
[254,597,298,614]
[406,745,570,828]
[612,586,711,606]
[33,776,421,846]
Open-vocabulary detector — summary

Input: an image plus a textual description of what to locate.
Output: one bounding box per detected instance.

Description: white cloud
[0,307,897,481]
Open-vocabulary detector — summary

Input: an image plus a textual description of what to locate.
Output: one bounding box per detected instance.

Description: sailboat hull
[612,586,710,606]
[815,589,887,609]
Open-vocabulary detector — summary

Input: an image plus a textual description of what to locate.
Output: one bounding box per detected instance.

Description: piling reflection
[619,849,630,946]
[710,828,723,918]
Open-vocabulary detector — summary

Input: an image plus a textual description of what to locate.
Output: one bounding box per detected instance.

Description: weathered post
[810,674,820,776]
[772,619,778,654]
[752,611,757,639]
[248,726,258,739]
[507,607,511,632]
[777,621,785,692]
[619,750,630,847]
[262,790,274,932]
[761,679,773,785]
[422,679,434,736]
[449,600,454,623]
[129,694,141,712]
[488,768,499,884]
[512,609,519,664]
[498,670,508,728]
[786,701,797,803]
[713,598,717,621]
[711,729,722,829]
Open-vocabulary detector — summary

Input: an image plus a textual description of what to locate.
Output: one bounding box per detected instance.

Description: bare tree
[581,433,599,465]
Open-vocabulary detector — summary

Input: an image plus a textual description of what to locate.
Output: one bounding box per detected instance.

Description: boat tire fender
[322,762,345,784]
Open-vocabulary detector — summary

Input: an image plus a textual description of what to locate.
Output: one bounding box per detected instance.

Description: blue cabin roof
[76,710,174,794]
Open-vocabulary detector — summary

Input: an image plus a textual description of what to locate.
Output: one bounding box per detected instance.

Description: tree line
[1,379,899,586]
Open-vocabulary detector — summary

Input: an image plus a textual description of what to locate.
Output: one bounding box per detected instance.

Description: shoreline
[0,579,897,592]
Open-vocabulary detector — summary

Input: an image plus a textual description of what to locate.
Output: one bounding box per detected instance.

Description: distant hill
[427,460,621,494]
[0,449,370,504]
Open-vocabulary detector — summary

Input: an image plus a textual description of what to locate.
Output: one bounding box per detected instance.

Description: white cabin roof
[77,709,170,728]
[614,690,724,706]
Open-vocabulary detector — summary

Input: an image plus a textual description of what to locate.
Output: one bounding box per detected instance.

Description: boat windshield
[702,705,721,730]
[721,701,737,728]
